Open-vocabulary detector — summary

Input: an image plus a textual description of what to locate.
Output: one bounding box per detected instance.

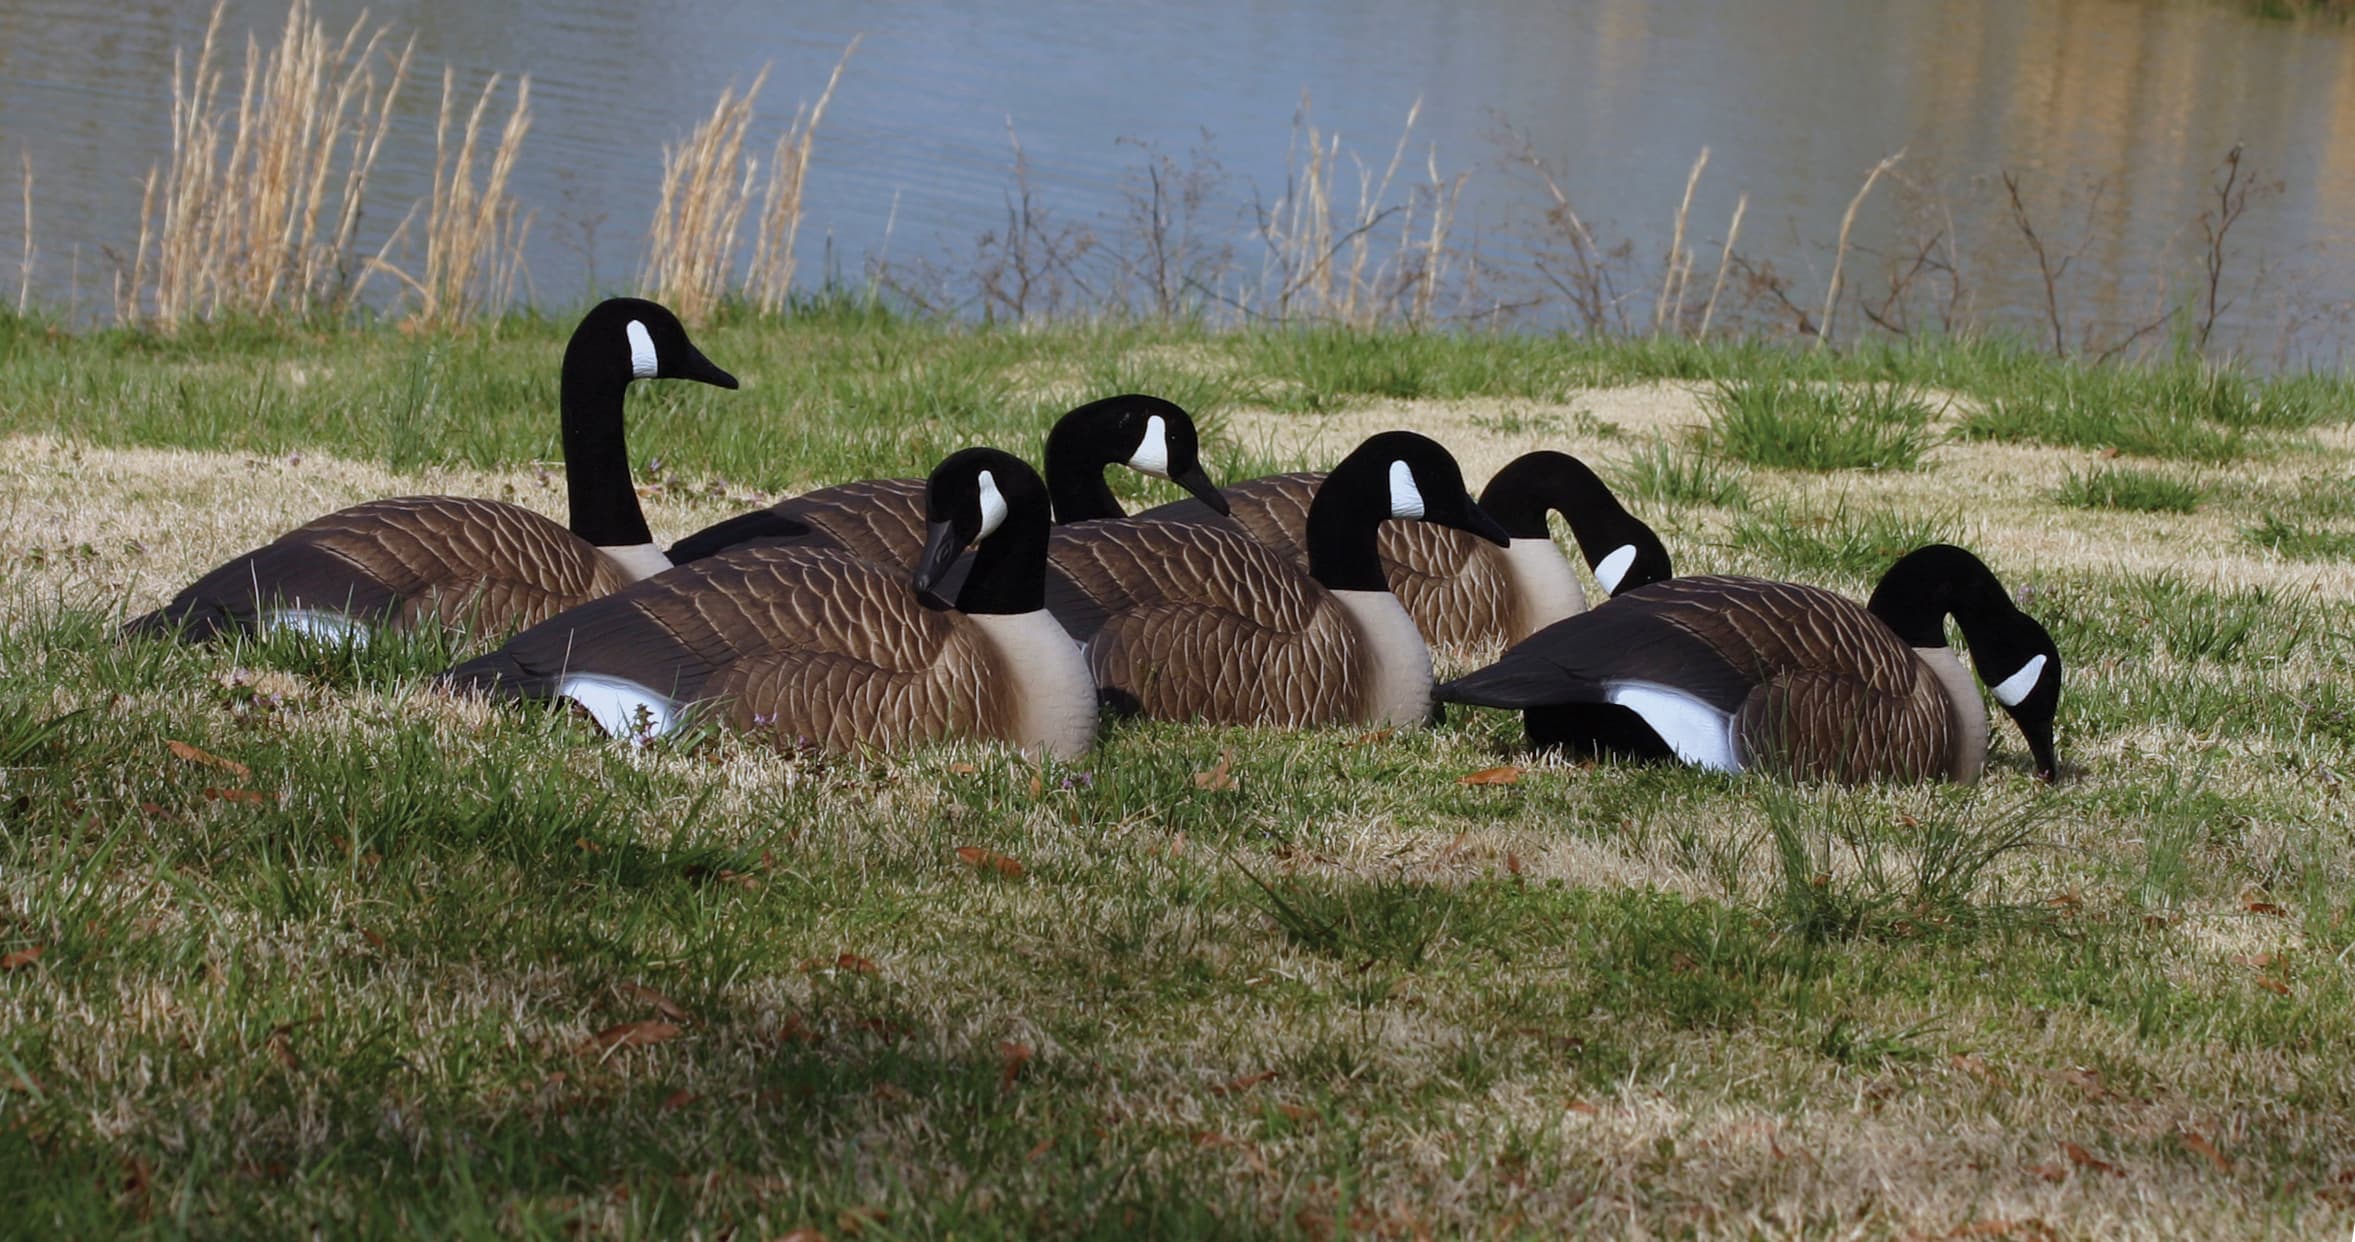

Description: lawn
[0,307,2351,1238]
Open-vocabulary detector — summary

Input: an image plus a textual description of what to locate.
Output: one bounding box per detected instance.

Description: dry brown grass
[642,42,857,325]
[117,0,413,329]
[370,68,533,330]
[1254,93,1467,328]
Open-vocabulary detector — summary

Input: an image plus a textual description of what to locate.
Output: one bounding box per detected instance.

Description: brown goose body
[447,448,1098,759]
[448,547,1092,756]
[672,476,934,570]
[131,496,639,642]
[1438,546,2065,784]
[1046,521,1418,727]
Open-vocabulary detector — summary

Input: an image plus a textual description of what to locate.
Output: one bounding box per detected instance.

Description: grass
[2244,513,2355,561]
[2056,466,2206,513]
[1703,378,1940,471]
[2,311,2355,1235]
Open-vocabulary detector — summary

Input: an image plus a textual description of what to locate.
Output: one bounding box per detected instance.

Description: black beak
[1173,462,1229,516]
[911,519,966,598]
[676,343,740,390]
[1441,498,1513,547]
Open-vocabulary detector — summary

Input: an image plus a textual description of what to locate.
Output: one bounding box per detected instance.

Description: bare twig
[1657,147,1707,334]
[1697,192,1746,340]
[1816,149,1902,349]
[2002,170,2069,357]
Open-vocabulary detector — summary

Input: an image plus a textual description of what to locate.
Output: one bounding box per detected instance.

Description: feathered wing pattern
[448,547,1013,750]
[665,478,925,567]
[127,496,626,641]
[1138,470,1528,648]
[1046,522,1368,725]
[1441,575,1960,779]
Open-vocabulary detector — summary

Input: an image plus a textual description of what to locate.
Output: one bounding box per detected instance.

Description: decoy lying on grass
[444,448,1097,759]
[126,299,737,645]
[663,393,1227,569]
[1045,431,1511,728]
[1137,449,1670,649]
[1437,543,2062,783]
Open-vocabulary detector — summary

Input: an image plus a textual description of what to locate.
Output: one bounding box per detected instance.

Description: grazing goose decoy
[662,393,1227,569]
[1135,450,1670,648]
[125,299,737,644]
[1436,544,2062,783]
[1047,431,1511,728]
[443,448,1097,759]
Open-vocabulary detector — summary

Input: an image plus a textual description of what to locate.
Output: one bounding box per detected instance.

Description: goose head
[1043,394,1228,521]
[569,298,740,390]
[1868,543,2065,783]
[913,447,1053,614]
[1307,432,1511,592]
[1480,450,1672,595]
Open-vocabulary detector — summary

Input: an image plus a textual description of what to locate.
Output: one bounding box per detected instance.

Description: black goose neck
[1042,417,1125,524]
[559,330,652,547]
[1480,451,1615,540]
[1304,459,1392,593]
[955,500,1052,615]
[1866,544,2018,648]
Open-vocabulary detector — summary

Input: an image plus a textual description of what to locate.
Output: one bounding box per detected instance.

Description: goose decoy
[662,393,1227,569]
[1044,431,1511,728]
[1135,450,1670,648]
[1436,544,2062,783]
[125,299,737,644]
[443,448,1097,759]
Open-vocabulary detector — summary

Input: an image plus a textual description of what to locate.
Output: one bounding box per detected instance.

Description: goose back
[128,496,631,642]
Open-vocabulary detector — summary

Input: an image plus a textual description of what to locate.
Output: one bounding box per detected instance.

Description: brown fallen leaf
[2029,1162,2068,1184]
[1565,1098,1602,1115]
[2233,952,2278,970]
[2062,1141,2123,1177]
[834,953,879,975]
[1458,765,1523,786]
[1505,852,1524,878]
[1026,1137,1054,1161]
[2099,446,2121,459]
[0,945,43,971]
[354,926,386,949]
[1192,748,1237,791]
[203,786,267,805]
[2177,1129,2233,1173]
[2254,975,2292,996]
[166,739,249,780]
[954,846,1026,879]
[946,762,979,775]
[658,1089,695,1113]
[1211,1069,1278,1095]
[2244,900,2288,917]
[999,1040,1034,1086]
[579,1020,681,1055]
[617,982,691,1024]
[1347,729,1394,747]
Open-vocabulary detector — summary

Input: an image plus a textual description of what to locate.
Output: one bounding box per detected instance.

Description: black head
[1869,544,2063,782]
[568,298,739,390]
[1306,432,1513,591]
[1043,394,1227,521]
[912,447,1052,613]
[1480,450,1673,595]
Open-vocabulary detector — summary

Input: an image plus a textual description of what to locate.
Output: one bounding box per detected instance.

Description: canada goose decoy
[1046,431,1511,728]
[1436,544,2063,783]
[1136,450,1671,648]
[663,393,1228,569]
[443,448,1097,759]
[125,299,738,644]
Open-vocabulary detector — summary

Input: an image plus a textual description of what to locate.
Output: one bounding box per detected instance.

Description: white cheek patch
[1127,414,1171,478]
[1989,653,2048,707]
[626,320,659,378]
[1594,544,1639,595]
[1607,682,1739,772]
[975,469,1010,539]
[558,673,678,739]
[1388,460,1427,519]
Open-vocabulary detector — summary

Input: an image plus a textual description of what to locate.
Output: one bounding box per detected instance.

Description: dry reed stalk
[16,150,31,314]
[1407,146,1467,327]
[642,68,769,325]
[122,0,410,328]
[1259,94,1452,327]
[371,67,533,330]
[1656,147,1708,334]
[1697,192,1747,339]
[747,39,858,314]
[1816,149,1904,349]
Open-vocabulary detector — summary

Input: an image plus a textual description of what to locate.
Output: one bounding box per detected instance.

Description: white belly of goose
[1331,589,1435,727]
[1606,681,1739,772]
[264,609,371,647]
[1914,645,1990,783]
[966,609,1099,759]
[1500,537,1588,638]
[557,673,682,739]
[595,541,674,582]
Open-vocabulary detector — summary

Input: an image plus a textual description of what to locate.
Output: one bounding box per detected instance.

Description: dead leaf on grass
[955,846,1026,879]
[580,1020,681,1055]
[1211,1069,1278,1095]
[1192,748,1237,791]
[166,740,249,780]
[999,1040,1033,1086]
[617,982,691,1023]
[0,945,44,971]
[1458,765,1523,786]
[2062,1141,2123,1177]
[203,786,267,805]
[2177,1129,2233,1173]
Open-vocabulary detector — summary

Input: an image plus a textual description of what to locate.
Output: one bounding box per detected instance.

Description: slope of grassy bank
[1,308,2351,1237]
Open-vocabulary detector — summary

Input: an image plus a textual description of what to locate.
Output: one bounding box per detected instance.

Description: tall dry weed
[1254,94,1465,328]
[118,0,413,328]
[373,68,534,330]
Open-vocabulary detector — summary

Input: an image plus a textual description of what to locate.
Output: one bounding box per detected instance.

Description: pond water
[2,0,2350,364]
